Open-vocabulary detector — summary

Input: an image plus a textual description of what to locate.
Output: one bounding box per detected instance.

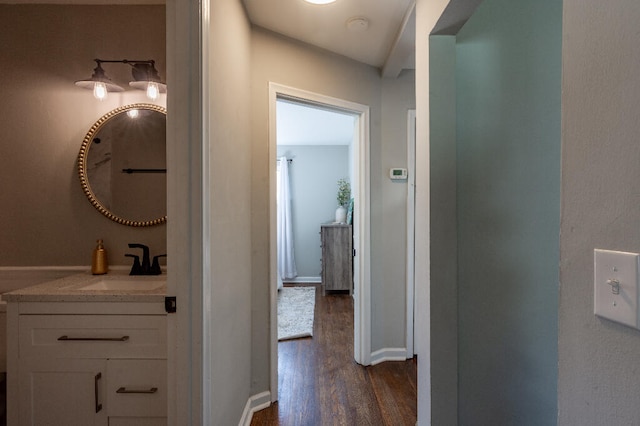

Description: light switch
[594,249,640,329]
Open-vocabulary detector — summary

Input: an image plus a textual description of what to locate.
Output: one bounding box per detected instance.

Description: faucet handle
[128,243,149,250]
[128,243,150,272]
[125,254,141,275]
[150,254,167,275]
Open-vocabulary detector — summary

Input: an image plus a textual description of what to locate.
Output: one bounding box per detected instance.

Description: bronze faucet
[126,244,166,275]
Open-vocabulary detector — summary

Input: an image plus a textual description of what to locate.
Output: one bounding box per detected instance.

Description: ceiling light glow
[304,0,337,4]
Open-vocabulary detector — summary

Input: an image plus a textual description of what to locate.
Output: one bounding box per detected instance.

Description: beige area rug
[277,287,316,341]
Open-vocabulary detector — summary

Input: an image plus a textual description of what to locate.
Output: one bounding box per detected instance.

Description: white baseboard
[282,276,321,284]
[370,347,410,366]
[239,390,271,426]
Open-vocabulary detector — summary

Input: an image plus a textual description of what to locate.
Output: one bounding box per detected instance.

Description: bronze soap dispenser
[92,239,108,275]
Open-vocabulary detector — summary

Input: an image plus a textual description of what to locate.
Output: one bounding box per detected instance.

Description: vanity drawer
[19,315,167,359]
[106,359,167,418]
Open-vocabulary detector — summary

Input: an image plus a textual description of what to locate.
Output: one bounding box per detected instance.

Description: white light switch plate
[594,249,640,329]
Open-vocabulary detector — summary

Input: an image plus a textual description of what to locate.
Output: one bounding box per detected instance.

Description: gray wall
[429,35,458,426]
[205,0,253,422]
[250,28,415,393]
[277,145,349,279]
[0,5,166,266]
[378,71,417,348]
[559,0,640,424]
[454,0,561,424]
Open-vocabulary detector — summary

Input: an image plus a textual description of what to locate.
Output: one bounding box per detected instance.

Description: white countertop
[3,270,167,303]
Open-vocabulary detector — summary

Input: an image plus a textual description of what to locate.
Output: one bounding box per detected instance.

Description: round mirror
[78,103,167,227]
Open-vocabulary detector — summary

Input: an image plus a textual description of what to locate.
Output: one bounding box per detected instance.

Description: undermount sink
[77,279,165,291]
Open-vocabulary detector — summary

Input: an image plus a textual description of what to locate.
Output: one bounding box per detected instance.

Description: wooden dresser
[320,224,353,295]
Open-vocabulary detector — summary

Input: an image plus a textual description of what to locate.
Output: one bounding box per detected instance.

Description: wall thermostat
[389,168,408,180]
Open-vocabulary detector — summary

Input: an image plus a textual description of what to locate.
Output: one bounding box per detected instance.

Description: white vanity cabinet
[7,301,167,426]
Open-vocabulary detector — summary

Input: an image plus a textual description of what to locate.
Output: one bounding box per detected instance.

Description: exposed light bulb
[146,82,160,100]
[127,109,139,119]
[93,82,107,100]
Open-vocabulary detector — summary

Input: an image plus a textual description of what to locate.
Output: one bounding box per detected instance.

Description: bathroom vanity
[4,272,167,426]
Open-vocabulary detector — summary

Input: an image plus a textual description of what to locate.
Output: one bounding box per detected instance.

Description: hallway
[251,286,417,425]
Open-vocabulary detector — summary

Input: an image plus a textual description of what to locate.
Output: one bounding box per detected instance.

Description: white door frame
[406,109,417,358]
[268,83,372,400]
[166,0,205,422]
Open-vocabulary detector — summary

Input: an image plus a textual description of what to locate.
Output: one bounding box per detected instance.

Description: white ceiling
[276,99,356,146]
[243,0,416,77]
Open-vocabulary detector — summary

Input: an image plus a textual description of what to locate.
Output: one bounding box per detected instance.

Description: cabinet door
[19,358,107,426]
[321,225,353,292]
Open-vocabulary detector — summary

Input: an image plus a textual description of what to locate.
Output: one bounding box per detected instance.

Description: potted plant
[335,178,351,223]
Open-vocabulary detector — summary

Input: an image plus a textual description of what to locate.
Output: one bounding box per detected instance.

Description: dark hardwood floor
[251,285,417,426]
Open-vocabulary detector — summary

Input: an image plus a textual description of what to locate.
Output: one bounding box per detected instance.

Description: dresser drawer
[107,359,167,418]
[19,315,167,359]
[108,419,166,426]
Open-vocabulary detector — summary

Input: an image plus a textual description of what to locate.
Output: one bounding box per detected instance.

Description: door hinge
[165,296,177,313]
[353,248,356,257]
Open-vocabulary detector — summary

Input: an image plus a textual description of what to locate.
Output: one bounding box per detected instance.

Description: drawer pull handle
[58,335,130,342]
[94,373,103,413]
[116,387,158,394]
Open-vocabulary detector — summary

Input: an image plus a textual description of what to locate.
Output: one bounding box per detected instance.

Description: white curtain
[277,157,297,287]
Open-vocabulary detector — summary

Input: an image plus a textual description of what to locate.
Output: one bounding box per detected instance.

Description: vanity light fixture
[74,61,124,100]
[75,59,167,101]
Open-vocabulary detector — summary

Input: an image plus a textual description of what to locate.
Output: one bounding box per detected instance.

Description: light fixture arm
[76,58,166,100]
[94,59,155,64]
[94,58,157,68]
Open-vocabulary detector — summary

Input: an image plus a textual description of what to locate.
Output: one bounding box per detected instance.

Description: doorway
[268,83,372,400]
[275,99,354,286]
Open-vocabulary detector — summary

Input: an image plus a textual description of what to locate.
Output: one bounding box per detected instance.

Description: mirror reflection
[78,104,167,226]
